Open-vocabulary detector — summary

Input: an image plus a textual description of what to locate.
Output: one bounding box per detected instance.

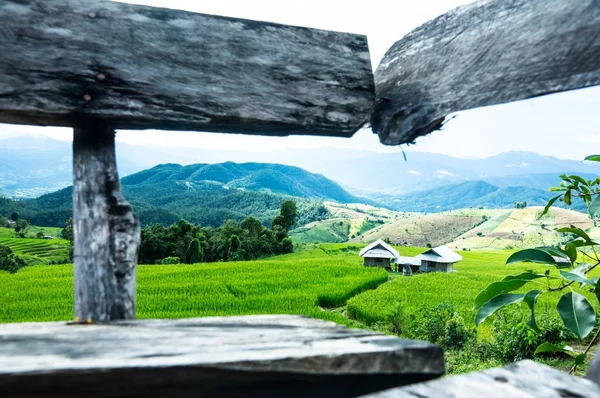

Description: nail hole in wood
[494,376,508,383]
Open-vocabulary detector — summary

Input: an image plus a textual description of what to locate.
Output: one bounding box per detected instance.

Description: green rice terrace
[0,226,69,265]
[2,238,599,375]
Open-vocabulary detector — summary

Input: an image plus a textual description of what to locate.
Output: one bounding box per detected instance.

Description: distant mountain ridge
[122,162,368,204]
[0,162,371,228]
[373,180,581,213]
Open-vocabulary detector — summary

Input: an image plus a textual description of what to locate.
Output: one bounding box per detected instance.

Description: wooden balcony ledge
[0,315,444,398]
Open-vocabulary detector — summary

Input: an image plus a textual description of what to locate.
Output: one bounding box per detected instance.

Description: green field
[0,227,70,264]
[2,242,597,374]
[0,245,387,324]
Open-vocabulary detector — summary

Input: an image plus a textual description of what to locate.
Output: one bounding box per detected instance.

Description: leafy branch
[475,155,600,371]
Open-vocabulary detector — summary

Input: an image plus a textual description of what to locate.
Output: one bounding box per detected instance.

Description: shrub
[155,256,180,265]
[0,244,26,273]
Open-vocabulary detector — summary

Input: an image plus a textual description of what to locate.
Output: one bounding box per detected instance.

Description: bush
[0,244,26,273]
[387,302,474,351]
[155,256,180,265]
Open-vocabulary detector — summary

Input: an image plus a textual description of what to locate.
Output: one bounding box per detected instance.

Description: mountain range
[2,136,599,198]
[1,136,599,226]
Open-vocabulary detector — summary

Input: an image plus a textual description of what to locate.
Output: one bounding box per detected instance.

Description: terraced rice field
[0,244,388,323]
[0,227,70,264]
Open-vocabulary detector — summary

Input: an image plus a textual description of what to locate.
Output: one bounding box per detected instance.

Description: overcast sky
[1,0,598,160]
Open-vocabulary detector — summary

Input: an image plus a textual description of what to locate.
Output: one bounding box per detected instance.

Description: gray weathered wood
[586,347,600,386]
[371,0,600,145]
[362,360,600,397]
[0,0,374,137]
[73,126,140,322]
[0,315,444,397]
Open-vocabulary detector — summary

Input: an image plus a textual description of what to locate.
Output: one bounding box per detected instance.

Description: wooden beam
[0,0,374,137]
[73,126,140,322]
[362,360,600,397]
[0,316,445,397]
[371,0,600,145]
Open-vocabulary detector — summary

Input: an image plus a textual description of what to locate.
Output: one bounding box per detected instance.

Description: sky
[1,0,598,160]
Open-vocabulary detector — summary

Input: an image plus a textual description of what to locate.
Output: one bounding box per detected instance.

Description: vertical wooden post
[73,125,140,322]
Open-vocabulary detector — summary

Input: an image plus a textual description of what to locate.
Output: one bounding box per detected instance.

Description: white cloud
[436,170,454,177]
[407,170,422,175]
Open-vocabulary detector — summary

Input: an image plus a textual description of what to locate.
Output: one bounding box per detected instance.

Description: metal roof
[359,239,400,259]
[419,245,462,263]
[397,256,421,266]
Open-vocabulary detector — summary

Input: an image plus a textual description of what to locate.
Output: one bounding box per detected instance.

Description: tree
[14,219,29,234]
[475,155,600,373]
[10,212,19,222]
[228,234,245,261]
[0,244,25,273]
[185,239,204,264]
[62,218,73,242]
[241,216,263,236]
[514,200,527,209]
[0,217,8,228]
[279,200,298,231]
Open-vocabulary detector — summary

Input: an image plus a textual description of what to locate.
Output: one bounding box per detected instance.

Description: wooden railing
[1,0,600,396]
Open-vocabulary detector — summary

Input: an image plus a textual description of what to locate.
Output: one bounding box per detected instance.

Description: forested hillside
[0,162,368,228]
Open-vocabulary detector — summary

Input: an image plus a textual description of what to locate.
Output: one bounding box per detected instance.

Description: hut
[418,246,462,273]
[359,239,399,270]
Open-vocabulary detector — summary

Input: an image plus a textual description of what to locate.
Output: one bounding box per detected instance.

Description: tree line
[137,200,298,264]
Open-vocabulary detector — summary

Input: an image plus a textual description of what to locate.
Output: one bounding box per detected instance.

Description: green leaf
[590,195,600,218]
[569,175,589,186]
[506,249,557,265]
[557,227,592,243]
[523,290,542,331]
[475,294,524,326]
[575,353,587,366]
[565,190,572,206]
[559,270,597,287]
[473,272,545,310]
[595,284,600,306]
[539,195,561,219]
[535,342,575,355]
[557,292,597,339]
[584,155,600,162]
[563,243,578,263]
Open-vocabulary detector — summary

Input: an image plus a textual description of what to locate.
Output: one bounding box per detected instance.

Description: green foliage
[475,157,600,373]
[155,256,180,265]
[185,239,204,264]
[0,245,388,324]
[514,201,527,209]
[139,201,297,264]
[279,200,298,231]
[0,244,26,273]
[10,212,19,222]
[61,218,73,242]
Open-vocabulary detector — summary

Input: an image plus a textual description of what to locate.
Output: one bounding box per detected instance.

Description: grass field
[347,247,600,334]
[0,244,387,324]
[0,227,70,264]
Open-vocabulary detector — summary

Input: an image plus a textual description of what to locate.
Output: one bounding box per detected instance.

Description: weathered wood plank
[0,316,444,397]
[362,360,600,397]
[73,126,140,322]
[0,0,374,137]
[586,348,600,386]
[371,0,600,145]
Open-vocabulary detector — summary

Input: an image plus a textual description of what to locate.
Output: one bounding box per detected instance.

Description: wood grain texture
[73,126,140,322]
[586,347,600,386]
[0,316,444,397]
[0,0,374,137]
[362,360,600,398]
[371,0,600,145]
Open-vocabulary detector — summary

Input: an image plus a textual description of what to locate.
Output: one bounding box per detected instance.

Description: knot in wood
[97,73,106,81]
[494,376,508,383]
[83,93,92,102]
[88,12,97,19]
